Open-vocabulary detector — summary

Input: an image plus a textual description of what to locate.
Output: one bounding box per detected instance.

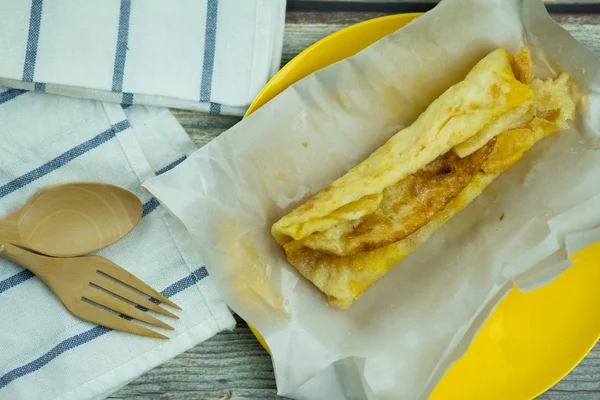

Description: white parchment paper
[145,0,600,398]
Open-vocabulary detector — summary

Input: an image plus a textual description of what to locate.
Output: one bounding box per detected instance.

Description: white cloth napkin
[0,0,286,116]
[0,89,236,400]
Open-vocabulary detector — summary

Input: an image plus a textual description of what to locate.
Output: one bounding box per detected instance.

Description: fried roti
[299,139,496,257]
[272,47,576,308]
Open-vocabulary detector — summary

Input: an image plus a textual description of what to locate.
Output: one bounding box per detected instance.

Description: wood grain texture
[110,316,280,400]
[109,319,599,400]
[0,244,177,339]
[112,8,600,400]
[0,183,143,258]
[286,1,600,14]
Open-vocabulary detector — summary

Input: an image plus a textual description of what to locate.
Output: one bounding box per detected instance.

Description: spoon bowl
[0,183,143,257]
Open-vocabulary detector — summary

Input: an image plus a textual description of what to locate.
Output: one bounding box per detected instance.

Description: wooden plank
[554,14,600,55]
[286,1,600,14]
[174,109,241,147]
[283,12,600,66]
[108,321,599,399]
[109,316,280,400]
[114,11,600,400]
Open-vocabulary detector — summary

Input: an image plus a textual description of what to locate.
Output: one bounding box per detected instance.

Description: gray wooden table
[111,2,600,399]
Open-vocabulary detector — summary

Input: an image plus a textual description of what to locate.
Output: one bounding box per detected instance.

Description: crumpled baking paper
[144,0,600,398]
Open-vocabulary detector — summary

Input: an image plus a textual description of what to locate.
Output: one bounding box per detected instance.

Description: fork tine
[91,275,178,319]
[74,301,168,339]
[84,287,175,331]
[95,257,182,310]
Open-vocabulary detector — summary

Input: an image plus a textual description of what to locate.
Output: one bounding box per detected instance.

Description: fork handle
[0,243,49,278]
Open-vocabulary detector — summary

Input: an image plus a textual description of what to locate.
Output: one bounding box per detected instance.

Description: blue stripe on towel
[155,156,187,176]
[0,270,35,295]
[0,267,209,390]
[22,0,44,82]
[143,156,188,215]
[209,102,221,114]
[142,198,160,217]
[121,92,134,108]
[0,156,187,294]
[200,0,219,102]
[0,121,130,200]
[34,83,46,92]
[112,0,132,92]
[0,89,26,105]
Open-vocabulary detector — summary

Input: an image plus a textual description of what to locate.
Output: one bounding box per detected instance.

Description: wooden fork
[0,243,181,339]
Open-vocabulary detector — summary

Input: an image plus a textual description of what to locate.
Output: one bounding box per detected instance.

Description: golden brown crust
[272,49,533,243]
[300,139,496,256]
[512,47,534,85]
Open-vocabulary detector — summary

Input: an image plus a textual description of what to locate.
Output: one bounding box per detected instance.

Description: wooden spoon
[0,183,143,257]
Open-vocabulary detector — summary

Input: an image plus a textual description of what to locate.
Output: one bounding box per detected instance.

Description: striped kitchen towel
[0,88,236,400]
[0,0,286,116]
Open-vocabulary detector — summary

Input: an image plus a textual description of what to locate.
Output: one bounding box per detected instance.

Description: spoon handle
[0,218,22,244]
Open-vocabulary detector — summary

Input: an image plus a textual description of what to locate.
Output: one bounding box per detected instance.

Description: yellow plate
[244,13,600,399]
